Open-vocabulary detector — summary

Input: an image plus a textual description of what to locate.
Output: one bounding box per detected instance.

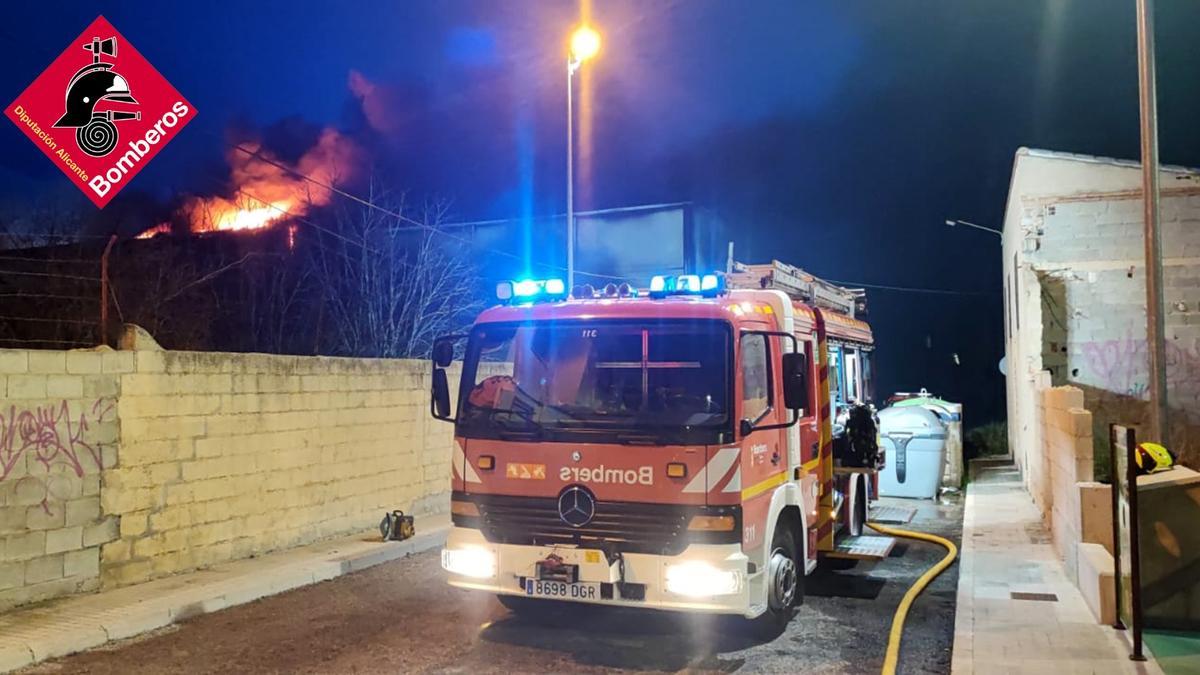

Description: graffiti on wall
[1080,334,1200,414]
[0,398,115,513]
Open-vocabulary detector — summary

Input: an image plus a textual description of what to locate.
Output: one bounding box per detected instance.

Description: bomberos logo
[5,15,195,208]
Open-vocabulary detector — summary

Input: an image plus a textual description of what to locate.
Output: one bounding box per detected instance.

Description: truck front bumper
[441,526,760,618]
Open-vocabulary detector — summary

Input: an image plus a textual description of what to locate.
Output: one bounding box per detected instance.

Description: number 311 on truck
[430,260,891,629]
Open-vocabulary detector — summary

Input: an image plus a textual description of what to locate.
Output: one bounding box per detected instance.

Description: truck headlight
[441,547,496,579]
[665,561,742,597]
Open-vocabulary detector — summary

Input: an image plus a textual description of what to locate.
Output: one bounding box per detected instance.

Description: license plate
[524,578,600,600]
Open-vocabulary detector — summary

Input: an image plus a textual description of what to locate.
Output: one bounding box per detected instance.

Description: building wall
[1039,385,1094,580]
[1002,149,1200,482]
[0,350,125,611]
[0,341,456,610]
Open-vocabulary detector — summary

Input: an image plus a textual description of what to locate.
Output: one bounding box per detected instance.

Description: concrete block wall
[101,349,453,588]
[0,341,458,609]
[1039,385,1094,582]
[1029,383,1119,626]
[0,349,125,611]
[1077,542,1116,624]
[1078,482,1113,555]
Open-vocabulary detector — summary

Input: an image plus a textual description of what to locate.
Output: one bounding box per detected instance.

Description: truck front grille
[461,494,738,556]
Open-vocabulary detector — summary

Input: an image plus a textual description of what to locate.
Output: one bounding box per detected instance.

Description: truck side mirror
[432,339,455,368]
[430,334,465,422]
[782,352,809,411]
[432,368,452,420]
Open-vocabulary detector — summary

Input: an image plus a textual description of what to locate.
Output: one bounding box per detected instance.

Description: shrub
[964,422,1008,459]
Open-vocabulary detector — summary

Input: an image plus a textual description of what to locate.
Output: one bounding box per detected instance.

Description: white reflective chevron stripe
[722,467,742,493]
[453,445,481,483]
[682,447,739,493]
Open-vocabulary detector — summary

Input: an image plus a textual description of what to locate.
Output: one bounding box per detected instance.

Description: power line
[827,278,1000,297]
[0,337,95,347]
[0,255,101,265]
[226,142,623,281]
[0,293,98,302]
[0,316,97,326]
[0,269,99,282]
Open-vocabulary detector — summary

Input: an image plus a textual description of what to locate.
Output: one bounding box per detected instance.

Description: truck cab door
[736,330,787,551]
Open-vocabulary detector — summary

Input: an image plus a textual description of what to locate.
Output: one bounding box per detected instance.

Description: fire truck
[430,260,891,627]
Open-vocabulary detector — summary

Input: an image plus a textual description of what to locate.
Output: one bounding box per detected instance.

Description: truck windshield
[458,320,731,444]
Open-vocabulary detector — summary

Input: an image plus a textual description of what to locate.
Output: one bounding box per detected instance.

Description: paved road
[27,497,962,674]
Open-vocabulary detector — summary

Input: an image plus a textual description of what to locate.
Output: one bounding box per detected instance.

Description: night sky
[2,1,1199,427]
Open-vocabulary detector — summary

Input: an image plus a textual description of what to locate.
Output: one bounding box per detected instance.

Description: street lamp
[566,25,600,290]
[944,219,1002,238]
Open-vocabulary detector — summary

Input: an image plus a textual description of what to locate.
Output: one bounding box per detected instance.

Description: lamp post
[566,25,600,290]
[1136,0,1168,455]
[944,219,1002,238]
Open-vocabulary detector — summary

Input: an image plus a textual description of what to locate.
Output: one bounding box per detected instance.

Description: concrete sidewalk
[0,516,449,673]
[952,461,1161,674]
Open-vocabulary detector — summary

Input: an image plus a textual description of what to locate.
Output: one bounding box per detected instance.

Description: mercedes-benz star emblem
[557,485,595,528]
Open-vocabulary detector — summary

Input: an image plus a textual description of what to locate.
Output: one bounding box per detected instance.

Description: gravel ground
[25,495,962,675]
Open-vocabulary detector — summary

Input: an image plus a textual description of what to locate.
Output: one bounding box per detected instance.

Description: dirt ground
[24,495,963,674]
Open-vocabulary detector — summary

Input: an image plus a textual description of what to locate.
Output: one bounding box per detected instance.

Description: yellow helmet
[1135,442,1175,474]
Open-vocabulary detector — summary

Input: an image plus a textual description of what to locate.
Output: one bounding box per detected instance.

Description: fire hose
[867,521,959,675]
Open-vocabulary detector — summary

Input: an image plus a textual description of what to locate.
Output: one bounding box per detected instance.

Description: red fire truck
[430,260,890,627]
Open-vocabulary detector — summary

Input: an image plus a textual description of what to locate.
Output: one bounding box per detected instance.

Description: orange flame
[136,223,171,239]
[152,128,359,238]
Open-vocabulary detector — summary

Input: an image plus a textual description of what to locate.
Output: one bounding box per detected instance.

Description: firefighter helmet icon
[52,36,141,157]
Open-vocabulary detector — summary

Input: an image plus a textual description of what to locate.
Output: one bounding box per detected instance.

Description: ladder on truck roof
[726,260,865,318]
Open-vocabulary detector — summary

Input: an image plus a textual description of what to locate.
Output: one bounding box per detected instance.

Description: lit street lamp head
[943,218,1003,237]
[569,25,601,67]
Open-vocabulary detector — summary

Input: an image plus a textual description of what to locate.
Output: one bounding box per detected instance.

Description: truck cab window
[844,349,860,403]
[796,338,811,417]
[741,334,769,420]
[458,320,731,444]
[828,344,843,407]
[861,350,874,403]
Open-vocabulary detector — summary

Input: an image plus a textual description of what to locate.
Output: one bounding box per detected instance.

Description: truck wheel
[753,520,802,635]
[848,476,868,537]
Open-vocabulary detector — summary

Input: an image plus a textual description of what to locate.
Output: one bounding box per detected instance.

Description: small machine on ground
[430,260,893,628]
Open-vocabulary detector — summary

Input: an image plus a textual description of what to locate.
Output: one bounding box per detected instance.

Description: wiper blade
[487,406,537,425]
[497,427,542,441]
[615,432,663,445]
[543,403,588,420]
[459,407,543,435]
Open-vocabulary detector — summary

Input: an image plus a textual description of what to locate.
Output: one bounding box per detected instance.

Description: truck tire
[848,475,868,537]
[752,520,802,636]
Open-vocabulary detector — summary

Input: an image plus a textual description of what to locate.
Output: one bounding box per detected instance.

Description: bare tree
[308,184,482,358]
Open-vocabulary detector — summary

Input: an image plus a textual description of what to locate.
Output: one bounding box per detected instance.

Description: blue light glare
[504,278,567,302]
[647,273,725,298]
[513,279,541,297]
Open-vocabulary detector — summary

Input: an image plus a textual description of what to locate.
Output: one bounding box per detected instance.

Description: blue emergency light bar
[648,273,726,298]
[496,278,567,303]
